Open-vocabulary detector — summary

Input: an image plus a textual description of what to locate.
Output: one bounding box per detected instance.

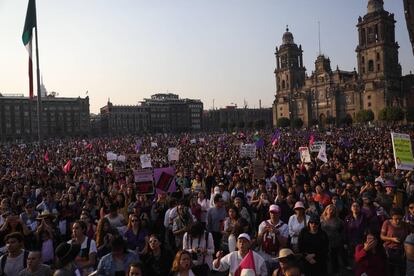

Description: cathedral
[272,0,412,127]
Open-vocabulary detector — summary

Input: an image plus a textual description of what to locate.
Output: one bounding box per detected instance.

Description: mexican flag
[22,0,37,99]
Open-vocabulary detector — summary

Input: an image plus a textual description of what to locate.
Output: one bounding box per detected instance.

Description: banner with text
[391,132,414,170]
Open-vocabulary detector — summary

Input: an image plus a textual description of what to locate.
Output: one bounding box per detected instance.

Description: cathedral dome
[282,26,294,45]
[367,0,383,14]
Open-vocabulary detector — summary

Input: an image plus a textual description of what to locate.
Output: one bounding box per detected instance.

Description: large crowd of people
[0,126,413,276]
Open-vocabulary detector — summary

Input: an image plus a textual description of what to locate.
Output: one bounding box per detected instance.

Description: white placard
[106,152,118,161]
[140,154,152,168]
[168,147,180,161]
[240,144,256,158]
[310,141,326,153]
[117,155,126,162]
[299,147,311,163]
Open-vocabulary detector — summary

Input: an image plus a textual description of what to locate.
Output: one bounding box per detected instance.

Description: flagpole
[34,1,42,143]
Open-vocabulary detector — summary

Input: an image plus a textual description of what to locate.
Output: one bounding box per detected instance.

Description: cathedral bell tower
[356,0,402,113]
[273,27,307,126]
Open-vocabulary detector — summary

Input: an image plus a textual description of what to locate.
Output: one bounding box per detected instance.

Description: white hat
[240,269,255,276]
[294,201,305,210]
[213,186,220,194]
[269,204,280,213]
[237,233,251,241]
[277,248,295,259]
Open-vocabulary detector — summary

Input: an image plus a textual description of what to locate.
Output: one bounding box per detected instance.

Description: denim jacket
[96,250,139,276]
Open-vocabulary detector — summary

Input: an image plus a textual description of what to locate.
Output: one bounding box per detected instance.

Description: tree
[292,118,304,129]
[387,107,404,122]
[254,119,266,129]
[406,109,414,122]
[379,107,405,122]
[276,117,290,128]
[326,116,336,125]
[356,109,374,123]
[340,115,353,126]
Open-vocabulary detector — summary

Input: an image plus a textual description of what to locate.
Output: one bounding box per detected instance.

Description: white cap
[237,233,251,241]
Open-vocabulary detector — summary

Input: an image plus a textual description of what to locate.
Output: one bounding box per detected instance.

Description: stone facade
[203,107,272,131]
[273,0,410,127]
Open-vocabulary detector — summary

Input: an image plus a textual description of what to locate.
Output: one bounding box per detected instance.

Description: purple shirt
[344,213,367,245]
[124,228,148,251]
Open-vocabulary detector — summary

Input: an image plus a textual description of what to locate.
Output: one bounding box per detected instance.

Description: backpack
[0,250,29,275]
[262,220,283,256]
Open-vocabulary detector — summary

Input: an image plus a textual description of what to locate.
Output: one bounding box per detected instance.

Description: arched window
[282,80,286,89]
[368,60,374,72]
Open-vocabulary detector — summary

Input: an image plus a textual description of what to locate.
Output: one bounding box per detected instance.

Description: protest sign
[117,155,126,162]
[133,168,154,194]
[140,154,152,168]
[310,141,326,153]
[252,159,265,179]
[154,167,176,193]
[391,132,414,170]
[168,147,180,161]
[317,143,328,163]
[299,147,311,163]
[240,144,256,158]
[106,152,117,161]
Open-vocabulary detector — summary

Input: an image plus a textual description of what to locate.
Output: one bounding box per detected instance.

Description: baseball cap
[269,204,280,213]
[237,233,251,241]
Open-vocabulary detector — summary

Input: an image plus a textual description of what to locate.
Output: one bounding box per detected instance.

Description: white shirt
[67,237,98,254]
[258,219,289,260]
[182,231,215,269]
[213,250,267,276]
[197,198,210,223]
[288,214,310,245]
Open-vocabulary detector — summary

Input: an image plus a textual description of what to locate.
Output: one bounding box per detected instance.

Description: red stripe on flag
[28,58,33,99]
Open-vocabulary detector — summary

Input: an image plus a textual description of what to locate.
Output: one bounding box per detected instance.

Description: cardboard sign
[240,144,256,158]
[299,147,311,163]
[140,154,152,168]
[133,168,154,195]
[168,147,180,161]
[151,142,158,148]
[252,159,265,179]
[391,132,414,170]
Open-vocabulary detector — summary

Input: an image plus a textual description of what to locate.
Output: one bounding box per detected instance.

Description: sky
[0,1,413,114]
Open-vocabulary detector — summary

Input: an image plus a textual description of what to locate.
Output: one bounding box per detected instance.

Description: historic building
[98,93,203,135]
[273,0,411,126]
[0,94,90,142]
[203,106,273,131]
[99,102,149,135]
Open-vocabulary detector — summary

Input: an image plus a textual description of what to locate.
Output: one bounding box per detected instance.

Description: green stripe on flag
[22,0,37,46]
